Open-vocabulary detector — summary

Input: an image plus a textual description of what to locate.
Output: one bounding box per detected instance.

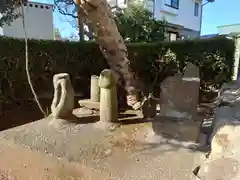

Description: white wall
[154,0,202,31]
[108,0,127,8]
[2,2,54,40]
[218,24,240,35]
[0,13,3,36]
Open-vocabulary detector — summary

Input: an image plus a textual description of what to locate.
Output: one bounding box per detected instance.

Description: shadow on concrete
[118,113,136,119]
[67,115,100,124]
[137,134,210,155]
[128,115,211,154]
[118,118,152,125]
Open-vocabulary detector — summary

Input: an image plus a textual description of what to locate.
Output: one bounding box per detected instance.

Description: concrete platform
[0,109,204,180]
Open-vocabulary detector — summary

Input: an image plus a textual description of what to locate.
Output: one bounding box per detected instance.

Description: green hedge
[0,36,235,107]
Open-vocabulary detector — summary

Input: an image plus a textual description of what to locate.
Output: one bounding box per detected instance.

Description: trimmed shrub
[0,36,235,107]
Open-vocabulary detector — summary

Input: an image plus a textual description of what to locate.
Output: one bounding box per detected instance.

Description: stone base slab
[78,99,100,110]
[152,116,201,143]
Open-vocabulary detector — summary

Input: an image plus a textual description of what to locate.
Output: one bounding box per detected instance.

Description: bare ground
[0,94,214,180]
[0,104,212,180]
[0,139,109,180]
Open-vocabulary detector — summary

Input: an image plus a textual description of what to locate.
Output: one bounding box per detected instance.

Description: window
[166,32,178,41]
[170,33,177,41]
[194,2,199,17]
[165,0,179,9]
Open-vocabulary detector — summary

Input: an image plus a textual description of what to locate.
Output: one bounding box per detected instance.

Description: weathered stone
[78,99,100,110]
[126,91,142,110]
[218,81,240,102]
[50,73,75,118]
[183,62,200,78]
[159,63,200,121]
[90,75,100,102]
[141,94,158,120]
[182,62,200,119]
[148,115,200,144]
[196,157,240,180]
[99,69,118,123]
[159,73,183,119]
[194,81,240,179]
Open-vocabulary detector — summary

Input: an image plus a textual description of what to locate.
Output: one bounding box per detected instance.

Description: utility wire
[20,0,47,117]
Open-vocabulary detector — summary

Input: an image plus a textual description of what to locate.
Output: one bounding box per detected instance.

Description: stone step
[78,99,100,110]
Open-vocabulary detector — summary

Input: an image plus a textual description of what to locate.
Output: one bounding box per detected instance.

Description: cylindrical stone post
[90,75,100,102]
[99,69,118,123]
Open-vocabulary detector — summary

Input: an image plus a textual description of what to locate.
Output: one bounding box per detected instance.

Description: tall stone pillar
[99,69,118,123]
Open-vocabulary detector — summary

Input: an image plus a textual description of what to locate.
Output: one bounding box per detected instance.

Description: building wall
[0,13,3,36]
[218,24,240,35]
[179,28,200,39]
[108,0,127,8]
[154,0,202,32]
[2,2,54,40]
[108,0,202,39]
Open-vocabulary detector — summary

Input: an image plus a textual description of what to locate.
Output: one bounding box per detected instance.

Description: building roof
[217,23,240,28]
[27,1,54,7]
[200,34,218,39]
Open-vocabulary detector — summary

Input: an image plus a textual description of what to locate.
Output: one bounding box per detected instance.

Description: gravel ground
[0,107,206,180]
[0,138,109,180]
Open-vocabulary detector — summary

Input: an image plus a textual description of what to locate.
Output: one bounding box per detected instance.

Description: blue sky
[31,0,240,37]
[201,0,240,35]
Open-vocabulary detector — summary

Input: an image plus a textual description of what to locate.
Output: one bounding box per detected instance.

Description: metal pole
[199,1,210,36]
[153,0,155,18]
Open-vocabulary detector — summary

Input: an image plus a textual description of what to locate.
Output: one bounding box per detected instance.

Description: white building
[0,1,54,40]
[108,0,203,40]
[218,24,240,36]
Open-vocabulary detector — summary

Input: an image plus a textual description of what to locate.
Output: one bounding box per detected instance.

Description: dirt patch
[0,139,109,180]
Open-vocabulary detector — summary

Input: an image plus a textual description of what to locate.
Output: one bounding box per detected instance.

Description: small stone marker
[90,75,100,102]
[99,69,118,123]
[141,93,157,120]
[51,73,75,118]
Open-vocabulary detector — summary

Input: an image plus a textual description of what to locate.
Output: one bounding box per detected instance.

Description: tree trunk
[77,6,85,41]
[74,0,142,110]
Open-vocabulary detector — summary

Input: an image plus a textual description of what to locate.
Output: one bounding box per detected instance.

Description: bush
[0,36,235,107]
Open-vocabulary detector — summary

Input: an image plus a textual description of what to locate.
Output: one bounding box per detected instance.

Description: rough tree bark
[73,0,142,110]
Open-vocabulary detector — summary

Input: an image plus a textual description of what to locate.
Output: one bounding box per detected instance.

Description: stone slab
[151,116,200,142]
[78,99,100,110]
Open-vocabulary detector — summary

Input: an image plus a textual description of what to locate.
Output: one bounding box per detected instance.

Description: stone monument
[145,63,200,143]
[159,62,200,121]
[50,73,75,118]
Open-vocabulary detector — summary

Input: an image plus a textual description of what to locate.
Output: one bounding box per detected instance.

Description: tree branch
[54,0,78,18]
